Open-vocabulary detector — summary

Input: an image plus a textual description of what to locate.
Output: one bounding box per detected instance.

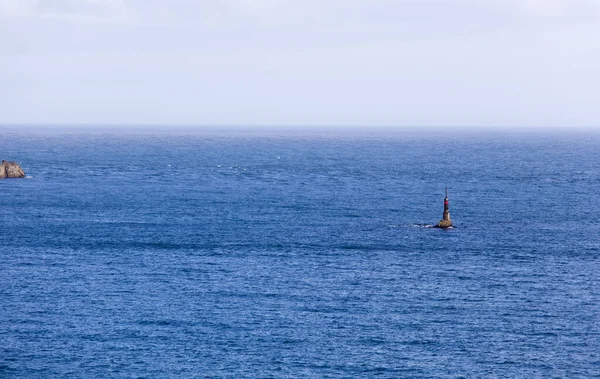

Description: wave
[410,223,436,228]
[388,223,437,229]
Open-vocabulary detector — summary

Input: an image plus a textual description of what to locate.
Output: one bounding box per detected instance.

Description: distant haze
[2,0,599,128]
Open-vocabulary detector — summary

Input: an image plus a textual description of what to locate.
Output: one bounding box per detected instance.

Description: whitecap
[411,223,435,228]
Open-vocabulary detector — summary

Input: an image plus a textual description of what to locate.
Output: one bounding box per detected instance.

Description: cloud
[486,0,600,21]
[0,0,36,17]
[0,0,134,23]
[5,0,595,32]
[40,0,132,23]
[120,0,600,42]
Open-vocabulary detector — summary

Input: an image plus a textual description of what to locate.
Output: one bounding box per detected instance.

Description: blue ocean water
[1,128,599,378]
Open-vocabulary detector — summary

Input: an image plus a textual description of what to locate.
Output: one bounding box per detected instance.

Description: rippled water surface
[2,129,600,377]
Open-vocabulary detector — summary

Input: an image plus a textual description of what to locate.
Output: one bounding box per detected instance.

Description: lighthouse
[435,188,453,228]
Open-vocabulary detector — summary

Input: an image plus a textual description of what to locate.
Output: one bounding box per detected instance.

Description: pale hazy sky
[1,0,599,128]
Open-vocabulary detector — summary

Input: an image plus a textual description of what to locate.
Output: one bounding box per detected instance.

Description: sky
[1,0,599,128]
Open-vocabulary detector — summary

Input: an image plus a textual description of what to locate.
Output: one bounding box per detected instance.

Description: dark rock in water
[434,188,453,228]
[0,161,26,178]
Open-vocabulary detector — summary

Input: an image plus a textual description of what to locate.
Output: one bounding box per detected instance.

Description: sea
[1,127,599,378]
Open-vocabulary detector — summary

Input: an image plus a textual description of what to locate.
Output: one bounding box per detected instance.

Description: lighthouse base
[434,220,453,229]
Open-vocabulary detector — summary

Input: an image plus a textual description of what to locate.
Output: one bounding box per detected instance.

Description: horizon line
[2,123,600,131]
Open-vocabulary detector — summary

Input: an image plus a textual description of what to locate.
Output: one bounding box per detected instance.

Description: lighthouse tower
[435,188,453,228]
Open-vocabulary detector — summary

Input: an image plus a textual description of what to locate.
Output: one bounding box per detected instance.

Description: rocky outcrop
[0,161,26,178]
[435,219,453,228]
